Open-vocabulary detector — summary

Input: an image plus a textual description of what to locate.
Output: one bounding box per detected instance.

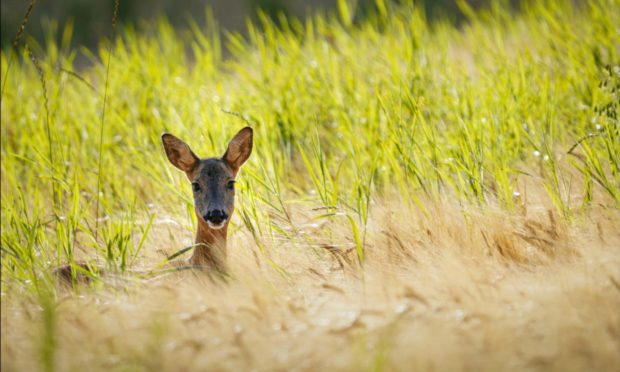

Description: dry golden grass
[2,186,619,372]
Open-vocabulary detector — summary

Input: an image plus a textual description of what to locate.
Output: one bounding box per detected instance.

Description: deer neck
[190,219,228,271]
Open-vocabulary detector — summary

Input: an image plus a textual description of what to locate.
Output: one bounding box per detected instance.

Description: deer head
[161,127,253,269]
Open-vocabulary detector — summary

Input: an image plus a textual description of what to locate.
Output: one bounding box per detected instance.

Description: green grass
[1,0,619,370]
[1,0,617,311]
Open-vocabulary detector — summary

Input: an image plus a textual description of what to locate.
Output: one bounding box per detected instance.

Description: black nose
[204,209,228,224]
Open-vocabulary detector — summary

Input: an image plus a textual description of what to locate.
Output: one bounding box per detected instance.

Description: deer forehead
[191,158,234,183]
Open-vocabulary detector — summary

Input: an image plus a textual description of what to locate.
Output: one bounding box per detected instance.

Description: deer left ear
[223,127,253,174]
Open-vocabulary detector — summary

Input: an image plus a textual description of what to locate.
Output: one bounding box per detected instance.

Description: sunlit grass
[1,0,619,370]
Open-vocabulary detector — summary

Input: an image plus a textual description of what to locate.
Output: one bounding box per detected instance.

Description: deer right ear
[161,133,199,173]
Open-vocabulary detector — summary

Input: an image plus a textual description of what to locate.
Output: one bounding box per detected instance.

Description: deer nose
[204,209,228,224]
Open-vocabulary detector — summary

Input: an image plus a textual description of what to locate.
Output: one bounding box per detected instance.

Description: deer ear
[161,133,199,173]
[223,127,253,174]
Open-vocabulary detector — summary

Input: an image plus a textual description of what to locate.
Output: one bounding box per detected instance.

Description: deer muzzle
[204,209,228,229]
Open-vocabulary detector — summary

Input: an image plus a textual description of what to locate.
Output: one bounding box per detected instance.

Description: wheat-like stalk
[1,0,37,102]
[94,0,120,239]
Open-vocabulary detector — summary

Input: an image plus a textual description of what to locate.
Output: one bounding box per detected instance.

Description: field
[1,0,620,370]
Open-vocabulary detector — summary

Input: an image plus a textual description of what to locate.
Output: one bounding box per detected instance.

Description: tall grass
[1,0,619,369]
[94,0,120,239]
[0,0,37,102]
[1,0,617,271]
[0,0,617,275]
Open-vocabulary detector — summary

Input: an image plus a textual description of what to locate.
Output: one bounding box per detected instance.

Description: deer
[54,127,253,283]
[161,126,253,272]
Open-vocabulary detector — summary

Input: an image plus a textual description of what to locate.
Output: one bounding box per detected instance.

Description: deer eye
[226,180,236,190]
[192,182,201,193]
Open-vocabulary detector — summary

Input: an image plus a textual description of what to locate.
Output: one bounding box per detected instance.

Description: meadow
[1,0,619,370]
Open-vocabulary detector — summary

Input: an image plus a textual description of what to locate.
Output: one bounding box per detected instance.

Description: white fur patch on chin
[207,220,227,230]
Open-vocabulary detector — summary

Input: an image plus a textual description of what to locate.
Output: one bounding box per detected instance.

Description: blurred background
[1,0,494,51]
